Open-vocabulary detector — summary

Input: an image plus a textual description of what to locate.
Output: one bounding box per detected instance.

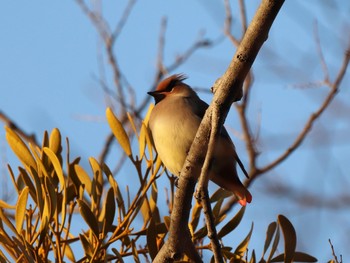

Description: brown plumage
[148,74,252,206]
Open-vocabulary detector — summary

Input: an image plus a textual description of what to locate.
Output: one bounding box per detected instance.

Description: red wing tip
[238,195,252,207]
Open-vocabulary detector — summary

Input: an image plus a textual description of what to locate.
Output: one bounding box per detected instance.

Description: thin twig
[238,0,248,33]
[224,0,240,46]
[196,107,223,263]
[112,0,137,40]
[314,20,330,83]
[0,111,38,147]
[329,239,342,263]
[257,47,350,175]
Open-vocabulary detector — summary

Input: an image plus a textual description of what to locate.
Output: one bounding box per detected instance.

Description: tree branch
[154,0,285,261]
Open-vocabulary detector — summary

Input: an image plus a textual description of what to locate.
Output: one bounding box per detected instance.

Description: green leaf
[5,126,36,169]
[77,199,99,240]
[218,206,245,239]
[15,186,29,233]
[234,222,253,258]
[278,214,296,263]
[271,251,317,262]
[106,107,132,157]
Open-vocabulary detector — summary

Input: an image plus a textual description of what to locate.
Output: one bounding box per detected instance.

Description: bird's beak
[148,90,165,103]
[147,91,158,96]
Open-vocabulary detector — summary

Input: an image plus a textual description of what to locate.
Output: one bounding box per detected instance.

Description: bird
[147,74,252,206]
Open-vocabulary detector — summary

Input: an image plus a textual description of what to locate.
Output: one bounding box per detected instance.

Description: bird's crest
[156,74,188,92]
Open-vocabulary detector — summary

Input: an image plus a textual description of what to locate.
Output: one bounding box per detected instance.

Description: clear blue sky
[1,0,349,261]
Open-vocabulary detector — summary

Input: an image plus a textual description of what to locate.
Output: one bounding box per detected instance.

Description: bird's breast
[149,99,200,175]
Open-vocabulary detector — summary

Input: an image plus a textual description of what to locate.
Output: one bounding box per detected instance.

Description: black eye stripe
[166,79,178,92]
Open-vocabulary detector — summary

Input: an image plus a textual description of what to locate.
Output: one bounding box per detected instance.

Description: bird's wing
[189,97,249,178]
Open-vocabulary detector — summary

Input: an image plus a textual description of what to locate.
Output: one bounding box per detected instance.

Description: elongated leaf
[278,215,296,263]
[0,200,15,209]
[39,191,50,233]
[190,201,202,233]
[234,222,254,258]
[262,222,277,258]
[131,239,140,263]
[102,187,115,236]
[267,221,280,262]
[271,251,317,262]
[7,164,19,193]
[43,147,65,192]
[210,188,232,203]
[112,248,124,263]
[144,123,154,161]
[89,157,103,206]
[218,206,245,239]
[250,249,256,263]
[49,128,61,154]
[127,112,138,137]
[147,218,158,260]
[5,126,36,169]
[74,165,92,195]
[106,108,132,157]
[163,216,170,230]
[140,198,151,224]
[15,187,29,233]
[44,176,57,219]
[79,234,93,258]
[102,163,126,216]
[64,243,76,262]
[139,123,147,160]
[144,104,154,125]
[77,199,99,239]
[212,197,224,220]
[18,167,36,202]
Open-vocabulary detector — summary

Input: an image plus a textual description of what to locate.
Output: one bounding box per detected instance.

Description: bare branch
[196,106,223,263]
[111,0,137,40]
[154,0,285,261]
[257,47,350,175]
[0,111,38,147]
[314,20,330,83]
[224,0,240,46]
[329,239,342,263]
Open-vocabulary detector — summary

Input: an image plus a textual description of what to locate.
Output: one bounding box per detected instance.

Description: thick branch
[154,0,285,262]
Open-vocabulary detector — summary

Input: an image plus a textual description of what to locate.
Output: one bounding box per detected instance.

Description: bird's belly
[151,115,198,176]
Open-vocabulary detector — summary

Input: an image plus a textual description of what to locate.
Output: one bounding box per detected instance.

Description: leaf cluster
[0,107,317,262]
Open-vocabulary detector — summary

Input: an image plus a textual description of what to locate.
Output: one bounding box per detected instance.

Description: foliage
[0,107,317,262]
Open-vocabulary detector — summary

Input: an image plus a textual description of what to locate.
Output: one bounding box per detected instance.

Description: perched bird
[147,74,252,206]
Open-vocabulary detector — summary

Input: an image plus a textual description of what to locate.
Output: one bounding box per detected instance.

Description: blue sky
[1,0,349,261]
